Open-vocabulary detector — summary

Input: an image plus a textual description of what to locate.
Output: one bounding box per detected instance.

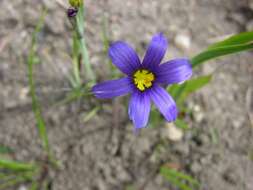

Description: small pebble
[174,34,191,50]
[165,123,183,141]
[190,161,202,173]
[19,87,29,101]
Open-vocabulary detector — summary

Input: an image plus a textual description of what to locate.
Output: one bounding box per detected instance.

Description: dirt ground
[0,0,253,190]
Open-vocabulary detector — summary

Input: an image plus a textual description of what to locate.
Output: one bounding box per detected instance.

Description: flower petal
[109,41,141,75]
[150,85,177,122]
[142,33,168,70]
[156,59,192,85]
[92,77,132,99]
[128,91,151,129]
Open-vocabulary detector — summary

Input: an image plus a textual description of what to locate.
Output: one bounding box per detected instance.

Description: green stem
[28,11,49,155]
[27,9,58,167]
[76,4,95,82]
[72,31,81,88]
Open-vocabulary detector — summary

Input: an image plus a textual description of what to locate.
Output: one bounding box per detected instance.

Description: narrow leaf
[161,167,199,186]
[191,43,253,68]
[83,106,100,123]
[169,75,212,106]
[160,167,200,190]
[0,159,36,172]
[27,9,55,164]
[160,167,194,190]
[208,31,253,49]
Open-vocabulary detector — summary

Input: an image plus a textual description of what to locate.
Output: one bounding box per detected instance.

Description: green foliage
[83,106,100,123]
[160,167,199,190]
[168,75,211,131]
[191,43,253,68]
[0,172,34,190]
[0,159,36,172]
[0,145,13,154]
[191,31,253,68]
[69,0,83,8]
[174,119,189,130]
[29,181,39,190]
[208,31,253,49]
[71,30,82,88]
[55,83,92,106]
[169,75,212,107]
[0,159,38,189]
[101,15,110,54]
[148,108,163,128]
[27,9,50,156]
[168,31,253,131]
[75,3,95,82]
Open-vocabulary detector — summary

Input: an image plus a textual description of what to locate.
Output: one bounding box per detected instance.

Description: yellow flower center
[133,69,155,91]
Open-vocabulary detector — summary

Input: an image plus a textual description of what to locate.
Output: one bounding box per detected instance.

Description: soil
[0,0,253,190]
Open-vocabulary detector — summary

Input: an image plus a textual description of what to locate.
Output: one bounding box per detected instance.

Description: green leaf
[174,119,189,130]
[0,145,14,154]
[28,10,59,167]
[0,159,36,172]
[168,83,183,100]
[101,15,110,53]
[208,31,253,49]
[169,75,212,106]
[29,181,39,190]
[0,172,34,189]
[149,109,163,128]
[71,30,81,87]
[160,167,200,190]
[75,3,95,82]
[191,43,253,68]
[83,106,100,123]
[160,167,199,190]
[28,9,50,157]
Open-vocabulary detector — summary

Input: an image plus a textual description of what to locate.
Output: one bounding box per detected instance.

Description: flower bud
[67,7,78,18]
[69,0,82,8]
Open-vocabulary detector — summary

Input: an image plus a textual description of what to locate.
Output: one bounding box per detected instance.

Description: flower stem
[76,4,95,83]
[27,9,58,167]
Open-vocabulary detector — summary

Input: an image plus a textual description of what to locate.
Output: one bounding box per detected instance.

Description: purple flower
[92,33,192,129]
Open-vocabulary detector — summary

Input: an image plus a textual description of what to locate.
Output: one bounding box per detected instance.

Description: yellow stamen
[133,69,155,91]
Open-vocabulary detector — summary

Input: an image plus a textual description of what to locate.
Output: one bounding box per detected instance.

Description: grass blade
[0,159,36,172]
[191,43,253,68]
[83,106,100,123]
[208,31,253,49]
[71,30,81,88]
[76,4,95,82]
[160,168,193,190]
[161,167,199,186]
[27,9,50,155]
[160,167,199,190]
